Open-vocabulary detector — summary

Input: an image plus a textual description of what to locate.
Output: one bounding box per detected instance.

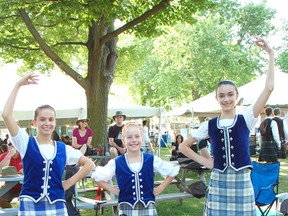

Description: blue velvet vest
[20,137,66,203]
[208,115,252,172]
[115,153,155,208]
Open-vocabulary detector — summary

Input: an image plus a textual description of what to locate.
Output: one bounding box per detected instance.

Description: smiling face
[122,123,143,153]
[78,120,88,129]
[33,107,56,137]
[216,83,239,113]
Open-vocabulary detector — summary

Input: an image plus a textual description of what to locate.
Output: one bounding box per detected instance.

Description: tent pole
[157,107,163,157]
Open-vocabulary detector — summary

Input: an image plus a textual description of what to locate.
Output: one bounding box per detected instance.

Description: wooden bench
[154,178,193,186]
[76,192,194,214]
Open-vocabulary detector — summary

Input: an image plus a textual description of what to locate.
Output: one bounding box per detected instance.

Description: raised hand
[17,74,39,87]
[252,36,273,54]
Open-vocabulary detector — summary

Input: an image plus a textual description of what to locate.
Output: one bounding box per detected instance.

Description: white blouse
[92,154,179,182]
[191,105,259,140]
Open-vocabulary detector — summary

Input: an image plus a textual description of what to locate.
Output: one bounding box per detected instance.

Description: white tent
[0,65,161,129]
[167,70,288,117]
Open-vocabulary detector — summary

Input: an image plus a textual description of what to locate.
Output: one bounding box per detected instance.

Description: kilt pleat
[118,202,157,216]
[204,167,256,216]
[18,197,68,216]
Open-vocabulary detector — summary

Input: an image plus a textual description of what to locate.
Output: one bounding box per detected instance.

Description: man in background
[108,111,126,159]
[273,107,288,159]
[258,107,280,163]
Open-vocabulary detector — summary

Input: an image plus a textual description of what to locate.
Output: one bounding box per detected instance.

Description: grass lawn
[78,148,288,216]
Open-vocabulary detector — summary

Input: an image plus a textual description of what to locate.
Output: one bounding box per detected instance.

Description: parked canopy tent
[0,105,161,129]
[0,66,161,129]
[167,70,288,117]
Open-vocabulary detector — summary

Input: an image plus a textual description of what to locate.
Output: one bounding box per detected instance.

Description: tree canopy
[116,1,276,109]
[0,0,219,145]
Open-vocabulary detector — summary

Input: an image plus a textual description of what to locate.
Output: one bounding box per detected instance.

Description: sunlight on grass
[77,149,288,215]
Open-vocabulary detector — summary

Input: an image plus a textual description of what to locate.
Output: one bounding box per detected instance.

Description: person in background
[51,130,60,141]
[153,125,160,147]
[273,107,288,159]
[0,140,23,208]
[93,122,179,215]
[3,134,9,144]
[258,107,280,163]
[62,135,72,146]
[141,120,154,154]
[108,111,126,159]
[179,36,274,215]
[2,74,95,215]
[62,134,80,216]
[72,117,93,155]
[0,144,8,155]
[170,134,184,161]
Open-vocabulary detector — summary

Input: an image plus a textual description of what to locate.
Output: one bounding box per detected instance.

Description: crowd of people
[0,36,281,216]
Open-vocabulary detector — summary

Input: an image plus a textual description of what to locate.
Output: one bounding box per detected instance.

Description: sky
[240,0,288,47]
[0,0,287,111]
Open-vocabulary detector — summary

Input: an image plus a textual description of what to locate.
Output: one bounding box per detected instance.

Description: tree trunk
[86,22,117,147]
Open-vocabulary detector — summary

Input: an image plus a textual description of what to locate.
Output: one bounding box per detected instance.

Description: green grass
[11,148,288,215]
[79,149,288,216]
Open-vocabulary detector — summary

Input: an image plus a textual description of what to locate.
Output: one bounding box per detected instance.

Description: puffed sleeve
[65,145,82,165]
[92,159,116,182]
[243,105,259,130]
[153,155,179,177]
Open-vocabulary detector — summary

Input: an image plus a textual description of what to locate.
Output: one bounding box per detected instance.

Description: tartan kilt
[258,140,278,162]
[118,202,157,216]
[204,167,256,216]
[18,197,68,216]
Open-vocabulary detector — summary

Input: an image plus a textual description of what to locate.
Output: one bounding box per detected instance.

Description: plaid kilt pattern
[18,197,68,216]
[118,202,157,216]
[204,167,256,216]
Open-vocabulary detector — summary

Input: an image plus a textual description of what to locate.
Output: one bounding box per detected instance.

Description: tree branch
[101,0,172,44]
[18,8,88,89]
[0,43,40,50]
[52,41,87,47]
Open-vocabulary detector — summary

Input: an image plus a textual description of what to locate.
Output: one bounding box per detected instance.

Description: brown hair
[216,80,239,95]
[34,105,56,120]
[265,107,273,116]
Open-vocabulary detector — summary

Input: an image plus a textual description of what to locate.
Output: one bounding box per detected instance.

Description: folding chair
[251,161,280,216]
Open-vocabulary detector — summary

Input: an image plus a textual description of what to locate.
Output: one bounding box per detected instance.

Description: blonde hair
[122,122,142,139]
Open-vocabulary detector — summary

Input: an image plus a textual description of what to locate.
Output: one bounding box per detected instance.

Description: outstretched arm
[2,74,39,136]
[252,36,275,117]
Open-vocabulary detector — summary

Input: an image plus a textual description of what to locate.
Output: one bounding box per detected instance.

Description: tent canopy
[0,66,161,129]
[0,106,161,129]
[167,70,288,117]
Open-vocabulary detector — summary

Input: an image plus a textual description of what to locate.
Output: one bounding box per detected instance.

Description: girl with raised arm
[179,36,274,216]
[2,74,95,215]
